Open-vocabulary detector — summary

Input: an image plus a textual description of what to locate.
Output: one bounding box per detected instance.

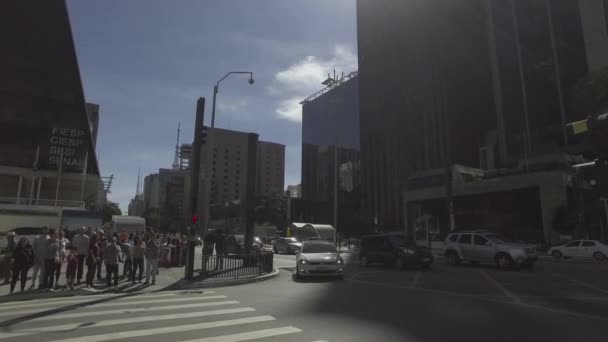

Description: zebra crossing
[0,290,316,342]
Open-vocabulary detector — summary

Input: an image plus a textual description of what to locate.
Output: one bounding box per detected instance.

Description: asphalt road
[2,255,608,341]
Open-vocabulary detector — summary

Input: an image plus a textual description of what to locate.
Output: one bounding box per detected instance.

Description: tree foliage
[572,66,608,117]
[254,194,287,232]
[102,201,123,223]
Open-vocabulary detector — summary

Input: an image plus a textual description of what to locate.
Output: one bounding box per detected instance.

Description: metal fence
[200,252,273,280]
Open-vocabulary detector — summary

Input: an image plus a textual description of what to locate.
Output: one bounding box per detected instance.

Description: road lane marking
[410,271,422,289]
[3,300,240,323]
[349,278,608,321]
[181,326,302,342]
[479,270,523,304]
[0,290,214,311]
[0,307,257,339]
[0,295,227,317]
[557,274,608,295]
[47,315,276,342]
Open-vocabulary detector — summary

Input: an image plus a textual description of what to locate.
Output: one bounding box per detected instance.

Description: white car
[295,240,344,280]
[548,240,608,261]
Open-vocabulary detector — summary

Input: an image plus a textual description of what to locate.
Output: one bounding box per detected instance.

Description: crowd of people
[2,227,188,295]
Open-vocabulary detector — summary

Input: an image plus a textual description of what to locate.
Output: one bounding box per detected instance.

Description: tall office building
[85,103,100,149]
[256,141,286,197]
[196,127,285,232]
[300,72,363,235]
[0,0,100,209]
[357,0,608,241]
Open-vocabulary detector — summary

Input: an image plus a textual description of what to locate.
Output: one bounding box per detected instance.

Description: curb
[163,268,281,290]
[0,269,281,303]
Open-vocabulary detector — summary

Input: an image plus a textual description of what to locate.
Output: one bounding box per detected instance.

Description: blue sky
[67,0,357,212]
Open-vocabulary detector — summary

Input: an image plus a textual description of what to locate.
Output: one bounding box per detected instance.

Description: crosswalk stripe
[46,315,276,342]
[16,300,240,322]
[0,295,228,317]
[0,307,257,340]
[0,291,192,313]
[0,293,117,310]
[181,326,303,342]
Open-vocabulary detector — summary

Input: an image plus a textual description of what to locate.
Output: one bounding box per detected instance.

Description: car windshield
[302,243,336,254]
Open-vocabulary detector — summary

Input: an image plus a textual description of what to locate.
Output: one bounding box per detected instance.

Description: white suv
[443,231,538,269]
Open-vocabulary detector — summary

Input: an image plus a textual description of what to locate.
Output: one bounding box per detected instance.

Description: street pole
[202,72,254,251]
[602,198,608,242]
[202,86,218,237]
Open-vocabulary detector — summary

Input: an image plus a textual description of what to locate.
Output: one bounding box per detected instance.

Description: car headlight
[336,259,343,264]
[299,259,307,265]
[402,248,415,255]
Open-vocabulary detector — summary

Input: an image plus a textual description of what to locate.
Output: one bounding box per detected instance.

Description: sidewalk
[0,263,188,303]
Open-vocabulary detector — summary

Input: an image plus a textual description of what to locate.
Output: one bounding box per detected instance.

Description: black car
[273,237,302,254]
[360,233,433,269]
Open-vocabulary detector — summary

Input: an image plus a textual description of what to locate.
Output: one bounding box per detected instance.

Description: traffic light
[191,214,198,224]
[201,126,208,145]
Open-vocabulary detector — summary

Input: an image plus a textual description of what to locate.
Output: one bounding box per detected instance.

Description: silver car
[443,230,538,269]
[295,240,345,279]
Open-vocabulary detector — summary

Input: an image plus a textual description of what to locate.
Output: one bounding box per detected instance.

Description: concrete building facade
[256,141,285,197]
[0,0,100,213]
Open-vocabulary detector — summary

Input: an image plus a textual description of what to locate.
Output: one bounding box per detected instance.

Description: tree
[572,66,608,118]
[102,201,122,223]
[254,194,287,232]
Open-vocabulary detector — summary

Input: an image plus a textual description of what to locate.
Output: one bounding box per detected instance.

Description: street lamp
[203,71,255,233]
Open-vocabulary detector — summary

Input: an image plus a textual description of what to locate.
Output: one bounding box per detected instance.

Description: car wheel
[551,250,562,259]
[337,275,344,280]
[295,268,301,280]
[395,257,406,269]
[273,247,278,254]
[593,252,606,261]
[421,263,431,270]
[446,251,460,266]
[360,256,368,267]
[495,253,513,270]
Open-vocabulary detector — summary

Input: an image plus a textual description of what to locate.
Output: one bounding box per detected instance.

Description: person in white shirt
[31,227,49,290]
[71,227,90,285]
[54,229,70,289]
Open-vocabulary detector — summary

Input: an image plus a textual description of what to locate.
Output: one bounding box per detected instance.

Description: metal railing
[0,197,84,208]
[200,252,273,280]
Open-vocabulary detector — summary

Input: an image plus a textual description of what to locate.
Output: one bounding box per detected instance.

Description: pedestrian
[54,230,69,289]
[65,245,77,290]
[2,232,16,284]
[104,237,122,288]
[44,228,61,292]
[144,232,160,285]
[85,234,100,288]
[202,230,216,272]
[97,236,107,281]
[31,227,49,290]
[9,237,34,294]
[214,230,226,270]
[120,238,133,280]
[71,227,90,285]
[131,237,146,283]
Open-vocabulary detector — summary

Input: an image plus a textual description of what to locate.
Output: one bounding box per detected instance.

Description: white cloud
[269,45,357,123]
[217,97,249,114]
[276,97,304,122]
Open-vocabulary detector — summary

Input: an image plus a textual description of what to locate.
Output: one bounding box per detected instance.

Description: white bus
[112,215,146,235]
